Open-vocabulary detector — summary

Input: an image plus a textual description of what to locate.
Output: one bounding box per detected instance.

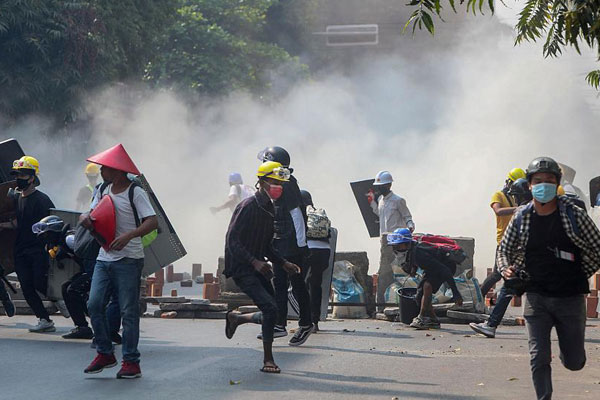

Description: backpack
[306,207,331,240]
[513,201,580,236]
[413,234,467,265]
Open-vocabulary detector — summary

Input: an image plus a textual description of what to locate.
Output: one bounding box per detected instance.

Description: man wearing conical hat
[79,144,158,379]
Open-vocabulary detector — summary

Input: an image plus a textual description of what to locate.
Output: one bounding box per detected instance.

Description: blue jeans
[488,286,512,327]
[84,258,121,334]
[88,258,143,363]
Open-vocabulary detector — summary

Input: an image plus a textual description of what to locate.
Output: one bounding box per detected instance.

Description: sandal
[260,363,281,374]
[225,311,237,339]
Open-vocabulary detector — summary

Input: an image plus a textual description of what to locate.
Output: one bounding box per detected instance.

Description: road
[1,315,599,399]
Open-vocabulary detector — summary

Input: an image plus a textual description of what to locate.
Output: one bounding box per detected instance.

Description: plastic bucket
[397,287,420,324]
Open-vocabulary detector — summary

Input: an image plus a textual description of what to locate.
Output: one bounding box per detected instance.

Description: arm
[290,207,307,247]
[369,190,379,216]
[398,198,415,232]
[210,195,238,214]
[491,202,517,216]
[110,216,158,251]
[574,209,600,277]
[225,205,257,266]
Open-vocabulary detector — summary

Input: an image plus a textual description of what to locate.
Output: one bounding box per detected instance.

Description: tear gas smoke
[2,14,599,283]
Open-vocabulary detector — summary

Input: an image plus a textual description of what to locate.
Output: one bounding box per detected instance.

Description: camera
[503,269,530,296]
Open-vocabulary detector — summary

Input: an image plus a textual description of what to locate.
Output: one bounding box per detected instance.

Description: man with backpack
[388,228,463,329]
[80,144,158,379]
[497,156,600,400]
[301,189,331,332]
[368,170,415,310]
[257,146,313,346]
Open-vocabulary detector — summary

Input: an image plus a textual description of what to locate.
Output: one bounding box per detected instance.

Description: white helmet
[373,170,393,186]
[229,172,243,185]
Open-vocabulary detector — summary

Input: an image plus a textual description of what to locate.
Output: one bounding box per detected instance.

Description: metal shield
[350,179,380,238]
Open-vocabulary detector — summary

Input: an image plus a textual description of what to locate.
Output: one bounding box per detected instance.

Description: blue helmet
[387,228,413,245]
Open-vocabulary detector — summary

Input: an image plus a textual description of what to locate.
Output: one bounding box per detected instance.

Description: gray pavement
[1,315,599,400]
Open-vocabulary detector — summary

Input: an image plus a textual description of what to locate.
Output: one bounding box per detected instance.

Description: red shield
[91,195,116,251]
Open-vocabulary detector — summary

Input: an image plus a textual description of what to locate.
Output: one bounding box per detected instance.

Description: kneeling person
[224,161,301,374]
[388,228,463,330]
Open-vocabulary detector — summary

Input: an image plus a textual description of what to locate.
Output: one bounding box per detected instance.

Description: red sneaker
[116,361,142,379]
[84,353,117,374]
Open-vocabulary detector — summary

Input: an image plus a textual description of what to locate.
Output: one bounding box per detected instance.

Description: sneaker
[425,317,441,329]
[1,294,15,317]
[62,326,94,340]
[469,321,497,338]
[29,318,56,333]
[111,332,122,345]
[288,324,313,346]
[54,300,70,318]
[84,353,117,374]
[409,316,429,330]
[116,361,142,379]
[257,325,287,340]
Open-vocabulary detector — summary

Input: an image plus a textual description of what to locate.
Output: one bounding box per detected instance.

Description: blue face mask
[531,183,557,203]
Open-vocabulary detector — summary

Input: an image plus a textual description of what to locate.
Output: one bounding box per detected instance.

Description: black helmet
[509,178,530,196]
[257,146,290,167]
[300,189,313,207]
[526,157,562,182]
[32,215,64,236]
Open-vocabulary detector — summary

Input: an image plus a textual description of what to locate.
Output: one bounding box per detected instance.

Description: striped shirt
[224,190,286,278]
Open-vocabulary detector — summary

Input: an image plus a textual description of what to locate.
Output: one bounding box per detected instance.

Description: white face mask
[393,251,408,266]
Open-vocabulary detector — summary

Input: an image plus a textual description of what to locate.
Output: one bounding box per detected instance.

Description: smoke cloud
[3,13,599,282]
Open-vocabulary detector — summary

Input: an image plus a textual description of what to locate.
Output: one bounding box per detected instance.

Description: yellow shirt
[491,190,516,244]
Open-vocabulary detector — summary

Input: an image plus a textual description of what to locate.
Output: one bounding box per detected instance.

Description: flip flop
[225,310,237,339]
[260,364,281,374]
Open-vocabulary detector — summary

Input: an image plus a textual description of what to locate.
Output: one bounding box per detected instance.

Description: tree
[404,0,600,88]
[144,0,308,97]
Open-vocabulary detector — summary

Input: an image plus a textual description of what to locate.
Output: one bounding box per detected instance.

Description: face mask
[16,178,31,190]
[267,184,283,200]
[531,183,557,203]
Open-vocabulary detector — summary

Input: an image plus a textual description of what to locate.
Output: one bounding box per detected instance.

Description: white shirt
[91,183,156,261]
[228,184,255,205]
[370,191,414,234]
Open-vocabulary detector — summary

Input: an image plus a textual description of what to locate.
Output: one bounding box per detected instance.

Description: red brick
[171,289,178,297]
[204,273,214,284]
[203,283,220,300]
[166,265,174,282]
[515,317,525,326]
[511,296,522,307]
[586,296,599,318]
[154,269,164,285]
[591,274,600,290]
[152,284,163,297]
[590,289,598,297]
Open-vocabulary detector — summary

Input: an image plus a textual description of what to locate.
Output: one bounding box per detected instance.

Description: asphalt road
[1,315,599,399]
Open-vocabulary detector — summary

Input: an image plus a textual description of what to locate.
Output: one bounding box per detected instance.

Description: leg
[63,274,90,328]
[523,293,554,400]
[308,249,330,323]
[553,295,586,371]
[288,254,312,327]
[480,270,502,297]
[111,258,143,363]
[487,286,512,328]
[419,281,434,318]
[106,291,122,337]
[87,261,114,355]
[0,278,15,317]
[376,238,395,311]
[15,253,51,321]
[273,262,289,327]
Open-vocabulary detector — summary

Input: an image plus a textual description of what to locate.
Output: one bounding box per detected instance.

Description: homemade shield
[350,179,380,238]
[90,195,116,250]
[590,176,600,208]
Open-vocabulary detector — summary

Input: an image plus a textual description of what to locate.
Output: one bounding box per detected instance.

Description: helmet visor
[31,221,49,235]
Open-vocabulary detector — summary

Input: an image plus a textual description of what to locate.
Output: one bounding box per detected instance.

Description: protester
[210,172,255,214]
[497,156,600,400]
[81,144,157,379]
[257,146,313,346]
[0,156,61,332]
[224,161,301,373]
[388,228,463,329]
[471,168,525,338]
[300,189,332,332]
[75,163,100,211]
[368,170,415,310]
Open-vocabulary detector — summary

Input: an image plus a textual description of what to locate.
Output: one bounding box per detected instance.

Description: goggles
[269,166,291,181]
[31,221,62,235]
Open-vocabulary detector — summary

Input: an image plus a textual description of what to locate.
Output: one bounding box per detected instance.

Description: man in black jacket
[224,161,300,373]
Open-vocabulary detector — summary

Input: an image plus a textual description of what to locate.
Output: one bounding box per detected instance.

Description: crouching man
[388,228,463,330]
[223,161,301,374]
[498,157,600,400]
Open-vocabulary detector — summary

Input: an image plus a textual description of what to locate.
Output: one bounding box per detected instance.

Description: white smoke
[3,12,599,283]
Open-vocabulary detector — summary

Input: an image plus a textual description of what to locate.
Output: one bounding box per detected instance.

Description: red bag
[413,234,467,264]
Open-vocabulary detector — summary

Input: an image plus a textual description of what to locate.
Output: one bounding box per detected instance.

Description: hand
[410,267,417,277]
[453,297,464,307]
[252,259,273,278]
[80,213,95,230]
[109,232,134,251]
[282,261,301,275]
[408,225,415,233]
[502,266,517,279]
[366,189,375,204]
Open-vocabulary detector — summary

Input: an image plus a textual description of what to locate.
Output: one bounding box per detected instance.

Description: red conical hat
[90,195,116,251]
[87,144,141,175]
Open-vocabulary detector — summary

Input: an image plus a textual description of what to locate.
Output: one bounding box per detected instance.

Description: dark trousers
[523,293,587,400]
[234,272,277,343]
[14,250,50,320]
[0,279,10,302]
[303,248,331,323]
[62,273,91,327]
[274,254,312,327]
[487,286,512,327]
[480,246,501,296]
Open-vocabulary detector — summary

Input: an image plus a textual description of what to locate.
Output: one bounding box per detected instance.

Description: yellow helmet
[507,167,526,182]
[12,156,40,175]
[256,161,290,182]
[85,163,100,176]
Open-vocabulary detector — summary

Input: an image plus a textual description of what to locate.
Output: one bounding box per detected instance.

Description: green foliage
[403,0,494,35]
[145,0,308,97]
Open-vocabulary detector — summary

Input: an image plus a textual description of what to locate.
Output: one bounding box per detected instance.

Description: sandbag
[384,275,419,305]
[331,261,368,319]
